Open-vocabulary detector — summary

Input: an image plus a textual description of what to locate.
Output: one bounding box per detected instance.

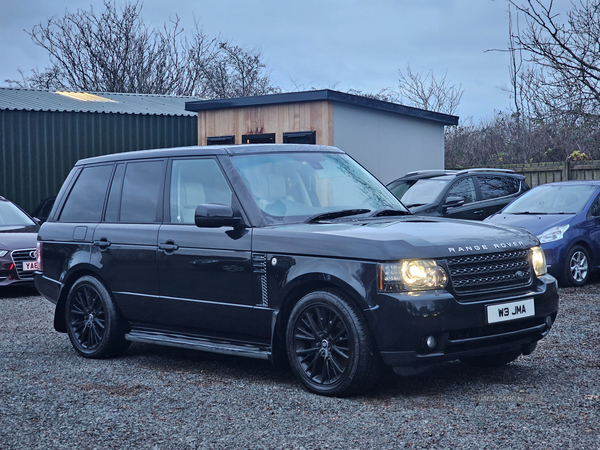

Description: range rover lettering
[35,144,559,396]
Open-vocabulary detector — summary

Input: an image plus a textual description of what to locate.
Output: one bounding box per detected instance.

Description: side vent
[252,253,268,306]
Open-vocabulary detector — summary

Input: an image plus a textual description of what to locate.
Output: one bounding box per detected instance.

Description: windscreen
[232,152,406,223]
[503,184,598,214]
[0,201,36,226]
[389,178,450,207]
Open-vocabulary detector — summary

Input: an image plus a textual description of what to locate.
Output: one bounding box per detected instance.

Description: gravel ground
[1,279,599,450]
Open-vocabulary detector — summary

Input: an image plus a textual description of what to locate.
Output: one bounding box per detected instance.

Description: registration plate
[487,299,535,324]
[23,261,39,272]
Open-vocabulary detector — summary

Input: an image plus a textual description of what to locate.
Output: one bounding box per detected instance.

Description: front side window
[232,152,405,223]
[59,165,113,222]
[478,175,520,200]
[446,177,476,204]
[170,159,233,224]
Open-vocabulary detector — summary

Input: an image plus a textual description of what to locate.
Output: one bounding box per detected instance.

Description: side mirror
[194,204,244,228]
[442,196,465,212]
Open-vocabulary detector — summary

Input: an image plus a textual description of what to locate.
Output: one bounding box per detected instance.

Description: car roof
[74,144,345,166]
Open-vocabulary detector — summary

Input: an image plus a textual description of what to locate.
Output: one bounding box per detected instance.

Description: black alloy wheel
[286,290,380,397]
[65,275,129,358]
[563,245,590,287]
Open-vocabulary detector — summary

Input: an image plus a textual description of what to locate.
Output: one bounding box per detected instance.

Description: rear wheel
[461,349,522,368]
[286,290,380,397]
[562,245,590,287]
[65,276,129,358]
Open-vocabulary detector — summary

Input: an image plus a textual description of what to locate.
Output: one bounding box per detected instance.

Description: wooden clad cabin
[185,89,459,184]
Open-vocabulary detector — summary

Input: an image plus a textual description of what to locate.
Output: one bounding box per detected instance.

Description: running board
[125,329,271,360]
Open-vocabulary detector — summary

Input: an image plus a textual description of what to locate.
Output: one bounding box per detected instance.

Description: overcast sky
[0,0,572,123]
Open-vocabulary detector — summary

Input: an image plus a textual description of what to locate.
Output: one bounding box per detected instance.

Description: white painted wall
[332,103,445,184]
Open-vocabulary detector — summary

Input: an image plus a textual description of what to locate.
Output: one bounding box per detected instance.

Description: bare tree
[509,0,600,116]
[397,65,463,115]
[7,0,278,98]
[200,42,279,99]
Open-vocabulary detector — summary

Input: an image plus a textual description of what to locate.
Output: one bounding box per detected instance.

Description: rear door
[476,175,522,218]
[92,159,165,327]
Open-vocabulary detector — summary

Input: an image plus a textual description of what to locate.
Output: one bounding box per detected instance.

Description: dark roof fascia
[185,89,459,126]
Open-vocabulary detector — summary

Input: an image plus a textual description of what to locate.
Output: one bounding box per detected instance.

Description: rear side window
[59,165,113,222]
[478,176,520,200]
[119,160,164,223]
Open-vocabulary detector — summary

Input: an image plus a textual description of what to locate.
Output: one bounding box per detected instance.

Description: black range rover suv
[35,144,559,396]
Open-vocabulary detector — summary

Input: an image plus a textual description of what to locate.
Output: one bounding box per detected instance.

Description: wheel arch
[270,274,376,367]
[53,266,113,333]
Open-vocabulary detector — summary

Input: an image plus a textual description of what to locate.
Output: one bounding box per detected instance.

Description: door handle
[93,238,111,249]
[159,241,179,252]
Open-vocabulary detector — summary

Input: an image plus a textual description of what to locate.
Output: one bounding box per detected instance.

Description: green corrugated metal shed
[0,88,199,213]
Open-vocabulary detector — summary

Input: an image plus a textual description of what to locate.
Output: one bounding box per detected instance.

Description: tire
[461,349,522,368]
[65,275,130,358]
[561,245,590,287]
[286,290,381,397]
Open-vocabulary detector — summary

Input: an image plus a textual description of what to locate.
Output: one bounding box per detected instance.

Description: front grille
[11,249,37,280]
[446,250,532,296]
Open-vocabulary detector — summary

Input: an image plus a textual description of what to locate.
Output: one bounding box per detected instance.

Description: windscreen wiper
[304,209,371,223]
[368,209,412,217]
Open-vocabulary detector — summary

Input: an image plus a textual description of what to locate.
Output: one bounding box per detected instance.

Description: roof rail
[455,168,515,175]
[403,169,457,177]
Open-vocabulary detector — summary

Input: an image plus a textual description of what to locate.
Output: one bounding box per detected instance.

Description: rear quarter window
[59,164,113,222]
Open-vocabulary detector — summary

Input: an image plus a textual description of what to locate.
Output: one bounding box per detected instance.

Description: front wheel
[65,275,129,358]
[562,245,590,287]
[286,290,380,397]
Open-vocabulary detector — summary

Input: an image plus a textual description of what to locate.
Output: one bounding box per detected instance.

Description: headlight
[378,260,448,292]
[537,225,569,243]
[0,250,8,257]
[531,246,547,277]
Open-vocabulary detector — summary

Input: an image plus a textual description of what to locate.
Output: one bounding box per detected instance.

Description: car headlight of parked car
[0,250,8,257]
[378,260,448,292]
[531,246,547,277]
[537,225,569,244]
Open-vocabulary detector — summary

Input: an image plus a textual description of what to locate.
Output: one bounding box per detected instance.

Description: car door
[441,176,484,220]
[157,157,271,344]
[92,160,165,327]
[476,175,521,218]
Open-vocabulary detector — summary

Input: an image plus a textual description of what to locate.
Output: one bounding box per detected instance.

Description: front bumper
[541,241,567,280]
[365,274,559,374]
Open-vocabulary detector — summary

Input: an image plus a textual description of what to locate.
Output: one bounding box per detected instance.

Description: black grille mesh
[446,250,532,296]
[11,249,36,280]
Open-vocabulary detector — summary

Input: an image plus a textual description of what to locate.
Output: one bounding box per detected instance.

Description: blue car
[486,180,600,287]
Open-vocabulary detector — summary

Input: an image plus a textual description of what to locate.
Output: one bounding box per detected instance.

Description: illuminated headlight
[537,225,569,243]
[0,250,7,257]
[378,260,448,292]
[531,246,547,277]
